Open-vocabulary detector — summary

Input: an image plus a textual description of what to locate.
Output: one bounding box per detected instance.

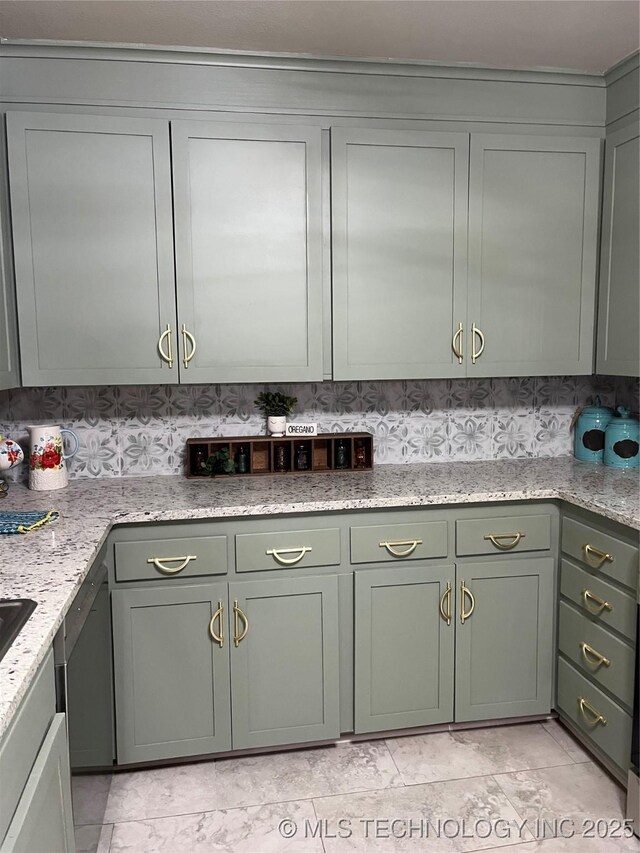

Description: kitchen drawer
[235,527,340,573]
[560,558,636,642]
[557,657,632,771]
[350,521,447,564]
[558,599,635,708]
[456,514,551,557]
[115,535,227,582]
[562,517,638,590]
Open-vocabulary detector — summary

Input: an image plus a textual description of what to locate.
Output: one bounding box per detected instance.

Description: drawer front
[350,521,447,564]
[557,657,632,771]
[560,559,637,641]
[562,517,638,590]
[456,514,551,557]
[115,536,227,582]
[558,600,635,708]
[235,528,340,573]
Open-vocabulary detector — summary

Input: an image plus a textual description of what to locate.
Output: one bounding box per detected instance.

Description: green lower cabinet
[112,583,231,764]
[1,714,75,853]
[229,575,340,750]
[455,558,554,721]
[354,564,455,734]
[67,584,113,769]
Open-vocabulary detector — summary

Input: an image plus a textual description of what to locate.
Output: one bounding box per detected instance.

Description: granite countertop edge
[1,457,638,740]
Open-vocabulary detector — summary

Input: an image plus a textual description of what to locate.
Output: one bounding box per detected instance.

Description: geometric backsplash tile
[0,375,637,480]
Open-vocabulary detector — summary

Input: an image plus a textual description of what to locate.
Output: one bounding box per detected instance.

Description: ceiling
[0,1,638,75]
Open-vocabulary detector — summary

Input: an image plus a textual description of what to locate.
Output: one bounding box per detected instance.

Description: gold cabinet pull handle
[233,599,249,647]
[439,581,452,626]
[580,642,610,668]
[484,532,525,551]
[579,697,607,727]
[266,546,311,565]
[452,322,464,364]
[146,555,197,574]
[379,539,422,558]
[181,323,197,368]
[583,543,614,569]
[157,323,174,368]
[209,600,224,647]
[460,581,475,624]
[582,588,613,614]
[471,323,485,364]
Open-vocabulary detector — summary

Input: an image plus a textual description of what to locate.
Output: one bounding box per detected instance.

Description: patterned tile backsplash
[0,376,637,481]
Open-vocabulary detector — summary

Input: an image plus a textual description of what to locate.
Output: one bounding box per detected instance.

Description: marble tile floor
[72,719,638,853]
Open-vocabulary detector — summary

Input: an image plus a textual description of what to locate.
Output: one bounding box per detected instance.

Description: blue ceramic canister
[574,399,613,462]
[604,407,639,469]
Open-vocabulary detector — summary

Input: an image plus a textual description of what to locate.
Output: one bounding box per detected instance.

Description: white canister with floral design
[26,425,79,490]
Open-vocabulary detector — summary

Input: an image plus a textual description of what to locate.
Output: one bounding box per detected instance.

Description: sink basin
[0,599,37,662]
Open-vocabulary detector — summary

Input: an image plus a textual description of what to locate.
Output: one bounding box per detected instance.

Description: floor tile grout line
[311,798,327,853]
[381,737,407,788]
[94,758,581,828]
[490,773,538,844]
[538,719,583,764]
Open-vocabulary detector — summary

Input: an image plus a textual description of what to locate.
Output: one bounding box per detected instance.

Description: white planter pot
[267,416,287,436]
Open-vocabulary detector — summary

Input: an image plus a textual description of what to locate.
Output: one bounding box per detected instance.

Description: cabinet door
[67,584,113,769]
[332,128,469,379]
[0,714,75,853]
[7,112,177,386]
[596,123,640,376]
[229,575,340,750]
[172,120,323,383]
[0,129,19,391]
[112,583,231,764]
[354,564,455,734]
[455,558,554,722]
[467,134,600,376]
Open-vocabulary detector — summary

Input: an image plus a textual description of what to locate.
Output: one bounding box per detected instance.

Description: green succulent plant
[254,391,298,418]
[205,448,236,475]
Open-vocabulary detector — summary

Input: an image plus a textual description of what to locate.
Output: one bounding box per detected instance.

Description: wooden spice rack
[186,432,374,478]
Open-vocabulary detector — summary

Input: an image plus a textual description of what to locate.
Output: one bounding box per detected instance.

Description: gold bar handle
[579,697,607,727]
[157,324,174,369]
[583,543,614,569]
[484,532,525,551]
[471,323,485,364]
[439,581,452,626]
[209,601,224,647]
[582,588,613,614]
[146,555,197,574]
[460,581,475,624]
[580,642,611,668]
[233,599,249,647]
[181,324,197,368]
[379,539,422,558]
[452,322,464,364]
[266,546,312,565]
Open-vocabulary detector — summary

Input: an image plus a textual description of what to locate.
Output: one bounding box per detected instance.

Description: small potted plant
[254,391,298,436]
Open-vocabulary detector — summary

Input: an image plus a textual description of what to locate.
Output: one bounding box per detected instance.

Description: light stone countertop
[0,457,638,740]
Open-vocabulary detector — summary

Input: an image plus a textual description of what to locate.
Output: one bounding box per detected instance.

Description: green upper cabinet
[455,557,554,722]
[6,112,178,386]
[354,564,455,734]
[229,574,340,750]
[331,128,469,380]
[0,128,20,391]
[596,122,640,376]
[467,134,601,377]
[171,120,324,383]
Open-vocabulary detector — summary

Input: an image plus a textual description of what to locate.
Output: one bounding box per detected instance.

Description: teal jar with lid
[604,408,639,468]
[574,398,613,462]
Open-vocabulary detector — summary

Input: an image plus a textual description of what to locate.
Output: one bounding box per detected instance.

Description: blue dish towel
[0,510,59,534]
